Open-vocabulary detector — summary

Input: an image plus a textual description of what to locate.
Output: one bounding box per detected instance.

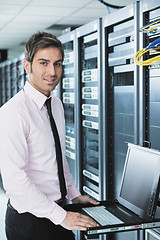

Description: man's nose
[48,65,56,75]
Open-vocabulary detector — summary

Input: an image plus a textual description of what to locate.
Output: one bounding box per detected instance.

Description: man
[0,31,99,240]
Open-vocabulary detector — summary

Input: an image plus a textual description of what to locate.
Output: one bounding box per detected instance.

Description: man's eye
[40,62,47,66]
[55,62,62,67]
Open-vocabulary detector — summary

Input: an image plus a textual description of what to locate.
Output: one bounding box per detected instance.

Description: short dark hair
[25,31,64,64]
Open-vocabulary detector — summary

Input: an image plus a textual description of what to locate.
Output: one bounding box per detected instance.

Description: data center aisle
[0,175,7,240]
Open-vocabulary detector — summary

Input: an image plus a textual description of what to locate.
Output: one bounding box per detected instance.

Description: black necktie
[45,98,67,199]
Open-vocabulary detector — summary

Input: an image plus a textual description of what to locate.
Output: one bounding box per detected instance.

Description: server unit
[58,31,77,184]
[0,61,6,106]
[102,2,140,240]
[0,53,26,106]
[10,60,17,97]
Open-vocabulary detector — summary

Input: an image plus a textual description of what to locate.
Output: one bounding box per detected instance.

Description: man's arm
[0,108,66,225]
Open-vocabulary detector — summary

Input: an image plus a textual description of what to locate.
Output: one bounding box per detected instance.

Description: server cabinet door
[75,19,103,203]
[76,18,104,240]
[102,3,139,240]
[58,31,77,183]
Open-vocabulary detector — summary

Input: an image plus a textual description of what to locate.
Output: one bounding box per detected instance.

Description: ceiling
[0,0,137,52]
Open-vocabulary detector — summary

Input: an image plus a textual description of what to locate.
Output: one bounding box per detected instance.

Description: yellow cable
[135,48,160,66]
[140,19,160,32]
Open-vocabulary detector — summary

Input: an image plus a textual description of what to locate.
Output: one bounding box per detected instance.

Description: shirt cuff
[49,202,67,225]
[67,184,81,201]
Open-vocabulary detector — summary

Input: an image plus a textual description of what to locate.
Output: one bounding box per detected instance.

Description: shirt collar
[23,81,51,109]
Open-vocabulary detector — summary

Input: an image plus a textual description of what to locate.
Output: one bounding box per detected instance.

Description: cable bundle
[139,19,160,34]
[135,37,160,66]
[135,18,160,66]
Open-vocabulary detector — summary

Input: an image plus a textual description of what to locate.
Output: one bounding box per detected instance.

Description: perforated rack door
[75,19,104,204]
[58,31,77,183]
[141,0,160,151]
[102,3,138,203]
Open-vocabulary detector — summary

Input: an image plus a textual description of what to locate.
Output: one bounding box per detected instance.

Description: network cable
[135,37,160,66]
[139,18,160,35]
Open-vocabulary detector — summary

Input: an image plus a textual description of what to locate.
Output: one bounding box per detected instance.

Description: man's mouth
[44,78,55,82]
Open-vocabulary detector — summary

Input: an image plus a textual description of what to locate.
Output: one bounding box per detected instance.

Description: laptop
[64,143,160,238]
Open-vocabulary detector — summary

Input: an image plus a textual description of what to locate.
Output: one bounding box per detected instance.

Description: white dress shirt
[0,81,80,225]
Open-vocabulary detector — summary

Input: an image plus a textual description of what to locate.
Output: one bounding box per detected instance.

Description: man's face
[24,47,63,97]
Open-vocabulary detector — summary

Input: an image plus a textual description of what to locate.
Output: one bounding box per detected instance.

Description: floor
[0,175,7,240]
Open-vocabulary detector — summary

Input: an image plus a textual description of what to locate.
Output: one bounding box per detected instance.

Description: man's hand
[72,195,100,205]
[60,211,99,231]
[60,195,100,231]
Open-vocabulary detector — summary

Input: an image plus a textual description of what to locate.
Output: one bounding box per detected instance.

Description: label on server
[82,87,98,99]
[63,52,74,64]
[66,150,75,160]
[82,109,98,117]
[63,98,75,104]
[82,93,98,99]
[82,87,98,93]
[66,136,75,144]
[82,69,98,82]
[63,92,75,98]
[83,186,100,201]
[83,169,99,183]
[66,136,75,150]
[82,120,98,130]
[63,92,75,104]
[63,78,74,84]
[66,141,75,150]
[63,82,75,89]
[82,104,98,111]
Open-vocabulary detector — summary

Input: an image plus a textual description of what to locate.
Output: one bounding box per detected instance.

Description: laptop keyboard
[82,205,124,226]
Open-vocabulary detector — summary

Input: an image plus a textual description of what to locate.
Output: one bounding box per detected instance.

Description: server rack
[102,3,140,240]
[75,19,104,201]
[5,61,11,102]
[16,54,26,92]
[140,0,160,150]
[0,53,26,106]
[0,61,6,106]
[58,31,77,184]
[140,1,160,238]
[75,19,104,240]
[10,60,17,97]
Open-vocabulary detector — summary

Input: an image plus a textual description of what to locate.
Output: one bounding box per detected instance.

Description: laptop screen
[118,144,160,220]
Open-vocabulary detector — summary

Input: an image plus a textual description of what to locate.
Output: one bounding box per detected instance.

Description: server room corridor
[0,175,7,240]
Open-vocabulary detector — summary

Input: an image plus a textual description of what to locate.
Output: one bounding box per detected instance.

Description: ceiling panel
[3,22,51,30]
[20,6,77,17]
[71,7,109,18]
[0,0,31,4]
[0,4,23,14]
[12,15,62,24]
[30,0,94,8]
[0,22,9,29]
[58,16,95,25]
[0,15,14,22]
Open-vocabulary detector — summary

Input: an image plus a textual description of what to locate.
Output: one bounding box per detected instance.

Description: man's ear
[24,59,31,73]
